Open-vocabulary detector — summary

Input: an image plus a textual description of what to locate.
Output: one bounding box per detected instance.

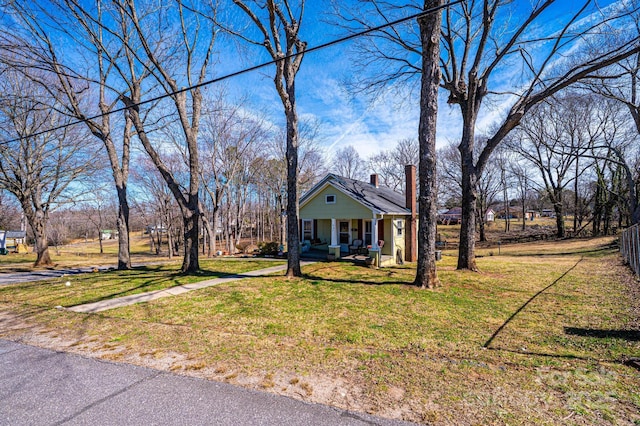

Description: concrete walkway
[0,339,414,426]
[67,262,313,313]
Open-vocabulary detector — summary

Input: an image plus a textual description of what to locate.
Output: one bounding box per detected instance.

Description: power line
[0,0,462,146]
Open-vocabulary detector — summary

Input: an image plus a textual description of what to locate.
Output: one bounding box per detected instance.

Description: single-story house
[299,165,418,267]
[438,207,462,224]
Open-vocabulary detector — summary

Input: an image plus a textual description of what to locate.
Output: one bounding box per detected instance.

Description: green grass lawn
[0,259,285,307]
[0,237,638,425]
[0,234,181,271]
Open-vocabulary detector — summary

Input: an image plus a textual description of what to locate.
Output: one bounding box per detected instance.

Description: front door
[339,220,350,252]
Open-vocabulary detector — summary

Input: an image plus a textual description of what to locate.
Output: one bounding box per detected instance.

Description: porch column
[372,217,379,248]
[330,218,337,246]
[370,216,380,267]
[328,218,341,261]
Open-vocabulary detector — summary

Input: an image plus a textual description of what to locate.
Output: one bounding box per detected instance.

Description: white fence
[620,224,640,276]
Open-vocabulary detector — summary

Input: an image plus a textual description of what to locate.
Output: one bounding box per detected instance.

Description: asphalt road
[0,267,110,285]
[0,340,415,426]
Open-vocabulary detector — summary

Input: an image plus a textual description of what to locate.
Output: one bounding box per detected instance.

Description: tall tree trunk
[285,98,301,277]
[149,228,156,253]
[573,156,579,234]
[201,212,214,257]
[458,140,478,271]
[553,192,565,238]
[414,0,443,289]
[167,224,174,260]
[231,0,306,276]
[182,198,200,272]
[477,210,486,242]
[115,184,131,269]
[554,209,565,238]
[502,169,510,233]
[212,207,220,254]
[123,94,200,273]
[521,202,526,231]
[28,209,51,267]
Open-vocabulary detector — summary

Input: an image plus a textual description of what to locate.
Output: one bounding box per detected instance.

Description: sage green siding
[316,219,331,243]
[389,216,406,258]
[300,180,415,266]
[300,185,374,219]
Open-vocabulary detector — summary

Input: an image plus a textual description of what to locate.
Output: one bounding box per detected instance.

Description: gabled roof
[441,207,462,216]
[300,173,410,215]
[0,230,26,239]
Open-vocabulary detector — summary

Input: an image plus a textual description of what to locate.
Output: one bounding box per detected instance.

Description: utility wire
[0,0,462,146]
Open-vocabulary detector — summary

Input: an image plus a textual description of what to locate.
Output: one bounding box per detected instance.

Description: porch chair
[348,239,364,255]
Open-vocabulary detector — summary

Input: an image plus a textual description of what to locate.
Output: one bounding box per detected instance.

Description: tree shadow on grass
[484,346,598,362]
[508,241,618,258]
[301,273,412,287]
[65,276,175,307]
[66,269,232,308]
[483,257,584,349]
[564,327,640,342]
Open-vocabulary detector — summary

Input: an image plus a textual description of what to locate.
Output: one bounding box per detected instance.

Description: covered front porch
[301,244,395,267]
[300,216,405,267]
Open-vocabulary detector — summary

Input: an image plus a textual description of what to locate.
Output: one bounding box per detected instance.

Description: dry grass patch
[0,237,638,424]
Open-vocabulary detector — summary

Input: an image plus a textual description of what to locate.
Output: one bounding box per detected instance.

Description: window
[302,219,313,241]
[396,220,403,236]
[364,220,372,246]
[325,194,336,204]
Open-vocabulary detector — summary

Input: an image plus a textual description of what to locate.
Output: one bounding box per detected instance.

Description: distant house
[299,166,418,267]
[0,230,27,253]
[438,207,462,224]
[145,225,167,235]
[100,229,118,240]
[485,209,495,222]
[541,209,555,218]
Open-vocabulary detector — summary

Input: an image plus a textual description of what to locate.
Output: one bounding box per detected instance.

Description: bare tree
[0,70,95,265]
[331,145,366,180]
[257,119,325,249]
[229,0,307,277]
[338,1,640,271]
[78,190,117,255]
[198,92,269,256]
[1,0,142,270]
[584,0,640,134]
[441,2,640,270]
[508,157,535,231]
[509,94,602,238]
[112,0,218,273]
[132,156,182,257]
[0,190,22,231]
[368,138,419,192]
[437,139,500,241]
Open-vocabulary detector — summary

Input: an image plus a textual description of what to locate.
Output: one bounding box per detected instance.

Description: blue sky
[0,0,627,162]
[215,0,628,160]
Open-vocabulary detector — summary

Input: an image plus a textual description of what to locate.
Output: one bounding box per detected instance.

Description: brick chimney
[370,174,379,188]
[405,164,417,262]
